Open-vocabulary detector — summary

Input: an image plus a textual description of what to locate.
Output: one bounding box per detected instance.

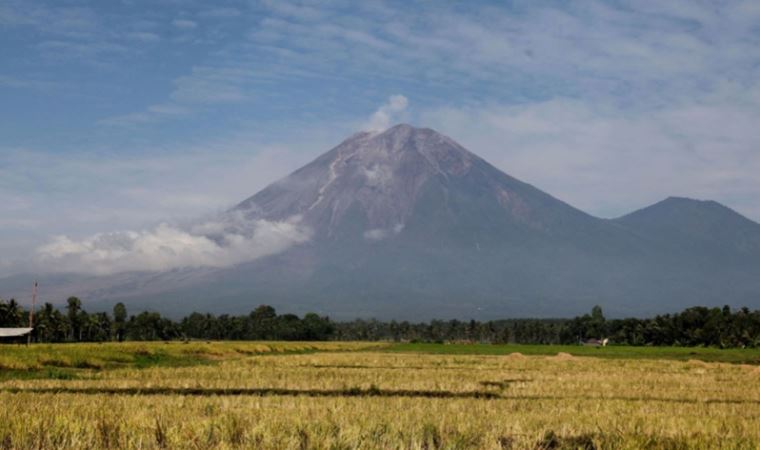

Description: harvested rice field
[1,342,759,449]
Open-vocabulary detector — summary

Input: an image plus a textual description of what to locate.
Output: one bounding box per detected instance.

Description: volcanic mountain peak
[336,123,476,175]
[234,124,489,237]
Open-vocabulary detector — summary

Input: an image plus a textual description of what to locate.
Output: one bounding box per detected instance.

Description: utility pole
[28,281,37,345]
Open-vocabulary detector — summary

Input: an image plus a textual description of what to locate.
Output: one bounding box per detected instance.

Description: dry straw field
[1,342,759,449]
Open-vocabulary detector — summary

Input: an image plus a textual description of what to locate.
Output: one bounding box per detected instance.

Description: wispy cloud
[0,138,320,244]
[172,18,197,29]
[199,7,241,19]
[248,1,760,103]
[420,85,760,219]
[126,31,160,43]
[36,40,129,61]
[0,75,58,90]
[99,65,252,126]
[170,66,249,103]
[100,1,759,131]
[260,0,325,22]
[0,1,99,38]
[98,103,192,126]
[0,1,128,65]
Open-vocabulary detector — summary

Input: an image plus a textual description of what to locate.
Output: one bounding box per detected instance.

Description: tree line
[0,298,333,342]
[336,305,760,347]
[1,297,759,347]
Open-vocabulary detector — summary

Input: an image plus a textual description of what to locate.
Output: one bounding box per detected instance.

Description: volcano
[8,124,760,319]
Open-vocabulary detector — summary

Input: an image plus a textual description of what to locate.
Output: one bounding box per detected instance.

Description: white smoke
[364,94,409,131]
[363,223,404,241]
[36,212,311,275]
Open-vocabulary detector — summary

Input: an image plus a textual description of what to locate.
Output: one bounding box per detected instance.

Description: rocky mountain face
[235,125,589,239]
[233,124,633,248]
[6,125,760,319]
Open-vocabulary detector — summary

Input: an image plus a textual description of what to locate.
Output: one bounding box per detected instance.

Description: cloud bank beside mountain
[35,213,311,275]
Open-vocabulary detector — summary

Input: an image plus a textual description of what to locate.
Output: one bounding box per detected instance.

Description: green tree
[35,303,68,342]
[113,303,127,342]
[588,305,606,339]
[0,298,24,327]
[66,297,83,341]
[302,313,334,340]
[250,305,277,339]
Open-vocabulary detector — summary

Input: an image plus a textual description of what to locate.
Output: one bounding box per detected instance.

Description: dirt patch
[552,352,576,361]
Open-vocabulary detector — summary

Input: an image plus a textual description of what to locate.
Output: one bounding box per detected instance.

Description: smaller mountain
[614,197,760,262]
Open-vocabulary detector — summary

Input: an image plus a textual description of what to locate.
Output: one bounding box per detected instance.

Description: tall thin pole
[28,281,37,345]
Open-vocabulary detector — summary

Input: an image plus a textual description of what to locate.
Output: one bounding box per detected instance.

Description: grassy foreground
[1,342,759,449]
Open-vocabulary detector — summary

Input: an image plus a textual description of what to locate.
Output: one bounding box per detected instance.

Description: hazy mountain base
[98,194,760,319]
[85,224,760,320]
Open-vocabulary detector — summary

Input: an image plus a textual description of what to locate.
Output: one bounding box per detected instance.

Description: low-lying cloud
[35,212,311,275]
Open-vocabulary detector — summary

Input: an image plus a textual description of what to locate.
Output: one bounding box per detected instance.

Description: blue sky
[2,0,760,275]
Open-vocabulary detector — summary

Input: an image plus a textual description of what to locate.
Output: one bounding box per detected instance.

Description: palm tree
[0,298,24,327]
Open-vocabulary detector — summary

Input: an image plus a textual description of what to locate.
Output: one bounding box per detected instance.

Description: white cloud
[0,2,99,38]
[0,136,327,267]
[261,0,325,22]
[37,40,128,59]
[36,213,311,276]
[170,66,249,104]
[99,103,192,126]
[99,65,251,126]
[172,19,197,29]
[199,8,241,18]
[126,31,160,43]
[420,86,760,220]
[0,75,58,90]
[363,95,409,131]
[246,1,760,108]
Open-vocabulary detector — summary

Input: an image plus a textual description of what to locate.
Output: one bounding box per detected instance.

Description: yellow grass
[1,343,758,449]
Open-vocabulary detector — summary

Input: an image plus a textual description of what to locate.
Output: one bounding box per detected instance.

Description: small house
[0,328,33,344]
